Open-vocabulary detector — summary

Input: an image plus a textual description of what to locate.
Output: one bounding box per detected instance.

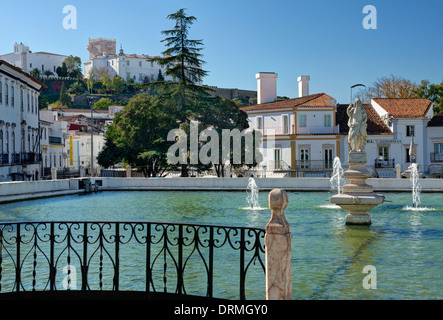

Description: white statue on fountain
[329,98,384,225]
[347,99,367,152]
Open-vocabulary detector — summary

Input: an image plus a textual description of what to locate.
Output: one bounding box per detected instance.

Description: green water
[0,190,442,299]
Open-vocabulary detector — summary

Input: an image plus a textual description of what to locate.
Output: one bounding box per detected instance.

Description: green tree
[68,81,87,94]
[415,79,443,114]
[157,69,165,82]
[57,82,72,107]
[42,70,54,78]
[100,71,112,94]
[30,68,40,78]
[63,55,82,78]
[111,76,126,94]
[148,8,211,122]
[86,69,95,94]
[148,8,213,177]
[56,63,68,77]
[97,93,177,177]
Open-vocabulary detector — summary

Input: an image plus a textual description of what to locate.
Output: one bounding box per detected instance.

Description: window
[406,148,411,163]
[11,85,14,106]
[27,92,30,111]
[20,89,24,111]
[299,115,306,127]
[139,61,142,67]
[5,83,8,105]
[282,115,289,134]
[300,148,309,168]
[324,148,333,169]
[150,61,154,68]
[42,65,44,72]
[406,125,415,137]
[379,146,389,161]
[0,80,2,104]
[434,143,443,154]
[30,63,32,68]
[127,61,130,66]
[324,114,331,127]
[6,131,9,153]
[274,149,281,169]
[256,117,263,130]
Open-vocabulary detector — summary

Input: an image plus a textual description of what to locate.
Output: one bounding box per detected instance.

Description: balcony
[295,160,334,171]
[431,153,443,162]
[1,152,42,166]
[375,158,395,168]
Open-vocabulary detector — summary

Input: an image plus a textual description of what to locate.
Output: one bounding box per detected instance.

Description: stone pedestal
[265,189,292,300]
[51,167,57,180]
[330,151,384,225]
[126,165,131,178]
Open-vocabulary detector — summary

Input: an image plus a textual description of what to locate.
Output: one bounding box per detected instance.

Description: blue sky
[1,0,442,103]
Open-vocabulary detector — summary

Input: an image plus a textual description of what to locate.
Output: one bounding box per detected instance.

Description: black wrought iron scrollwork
[0,221,265,299]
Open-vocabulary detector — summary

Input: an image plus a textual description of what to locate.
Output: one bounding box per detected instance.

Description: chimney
[297,75,310,97]
[256,72,278,104]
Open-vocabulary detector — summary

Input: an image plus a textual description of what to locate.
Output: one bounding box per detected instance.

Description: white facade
[371,98,436,174]
[0,43,67,74]
[65,132,105,175]
[241,73,443,178]
[84,48,173,83]
[0,60,45,181]
[242,74,339,177]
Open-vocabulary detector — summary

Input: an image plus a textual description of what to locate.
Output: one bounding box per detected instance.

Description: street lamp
[350,84,366,103]
[88,97,94,178]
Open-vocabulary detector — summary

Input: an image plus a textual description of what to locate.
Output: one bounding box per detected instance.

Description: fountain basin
[330,193,385,225]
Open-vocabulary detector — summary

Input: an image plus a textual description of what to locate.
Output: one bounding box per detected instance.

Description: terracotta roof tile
[372,98,432,118]
[336,104,392,135]
[240,93,335,112]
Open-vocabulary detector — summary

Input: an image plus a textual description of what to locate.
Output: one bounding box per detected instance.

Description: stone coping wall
[93,177,442,192]
[0,177,441,204]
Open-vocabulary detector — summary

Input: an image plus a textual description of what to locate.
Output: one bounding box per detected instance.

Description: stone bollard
[265,188,292,300]
[51,167,57,180]
[396,164,401,179]
[126,165,131,178]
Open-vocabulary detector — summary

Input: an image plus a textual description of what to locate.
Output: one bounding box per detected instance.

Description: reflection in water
[0,191,442,299]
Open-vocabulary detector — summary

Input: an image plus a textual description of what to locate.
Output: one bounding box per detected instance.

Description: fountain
[246,177,261,210]
[330,157,344,195]
[410,163,422,209]
[330,99,385,225]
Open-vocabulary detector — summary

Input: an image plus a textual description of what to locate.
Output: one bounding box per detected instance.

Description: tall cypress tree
[149,8,211,121]
[58,82,72,108]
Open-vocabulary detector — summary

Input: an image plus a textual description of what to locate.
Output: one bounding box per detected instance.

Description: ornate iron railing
[0,221,265,300]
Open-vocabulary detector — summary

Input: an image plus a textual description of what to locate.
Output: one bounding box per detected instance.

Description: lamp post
[350,84,366,103]
[88,97,94,178]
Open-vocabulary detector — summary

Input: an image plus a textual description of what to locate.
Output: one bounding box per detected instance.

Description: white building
[0,42,68,74]
[39,111,68,178]
[368,98,436,175]
[241,73,340,177]
[240,72,442,178]
[0,60,46,181]
[84,38,173,83]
